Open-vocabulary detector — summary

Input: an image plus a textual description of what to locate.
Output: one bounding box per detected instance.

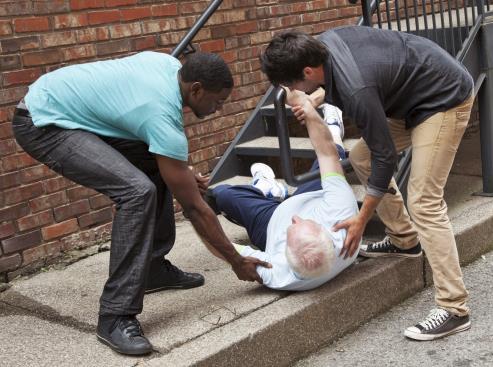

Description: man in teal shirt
[13,51,269,356]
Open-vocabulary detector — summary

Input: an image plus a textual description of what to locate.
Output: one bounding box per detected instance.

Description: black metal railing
[358,0,491,56]
[171,0,223,58]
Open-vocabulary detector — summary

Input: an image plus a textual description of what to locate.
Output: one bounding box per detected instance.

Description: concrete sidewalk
[1,127,493,367]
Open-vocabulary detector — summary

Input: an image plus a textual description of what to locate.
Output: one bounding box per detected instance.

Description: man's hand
[189,166,210,195]
[332,215,365,258]
[231,256,272,284]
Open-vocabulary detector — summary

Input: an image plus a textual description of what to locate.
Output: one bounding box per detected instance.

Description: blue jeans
[12,110,175,316]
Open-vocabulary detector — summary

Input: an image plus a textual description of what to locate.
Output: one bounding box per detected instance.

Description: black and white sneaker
[360,236,422,258]
[404,308,471,341]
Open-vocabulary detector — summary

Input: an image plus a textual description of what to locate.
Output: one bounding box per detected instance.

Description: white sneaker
[250,163,288,200]
[321,103,344,139]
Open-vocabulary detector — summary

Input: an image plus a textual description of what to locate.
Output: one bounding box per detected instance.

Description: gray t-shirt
[240,175,359,291]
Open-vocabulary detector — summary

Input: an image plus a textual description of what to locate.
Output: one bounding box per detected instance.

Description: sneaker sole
[96,334,153,355]
[359,250,423,258]
[144,278,205,294]
[404,320,471,341]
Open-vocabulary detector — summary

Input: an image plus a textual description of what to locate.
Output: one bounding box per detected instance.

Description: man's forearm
[304,105,340,162]
[186,202,242,266]
[309,87,325,108]
[358,194,382,224]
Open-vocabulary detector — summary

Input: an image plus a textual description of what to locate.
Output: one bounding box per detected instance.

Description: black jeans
[12,110,175,316]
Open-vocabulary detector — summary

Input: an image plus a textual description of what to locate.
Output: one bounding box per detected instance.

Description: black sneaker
[360,236,422,258]
[404,308,471,341]
[145,259,205,294]
[96,315,153,355]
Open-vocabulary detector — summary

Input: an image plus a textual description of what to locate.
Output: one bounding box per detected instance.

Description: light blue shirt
[25,51,187,161]
[240,175,359,291]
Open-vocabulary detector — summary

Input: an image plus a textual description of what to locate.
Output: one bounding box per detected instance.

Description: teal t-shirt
[25,51,187,161]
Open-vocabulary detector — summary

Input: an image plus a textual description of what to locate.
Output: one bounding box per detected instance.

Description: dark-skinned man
[12,51,270,356]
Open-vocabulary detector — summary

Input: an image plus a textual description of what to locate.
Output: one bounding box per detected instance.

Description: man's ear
[190,81,204,98]
[303,66,314,80]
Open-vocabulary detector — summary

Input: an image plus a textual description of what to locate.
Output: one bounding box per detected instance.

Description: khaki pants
[349,94,474,316]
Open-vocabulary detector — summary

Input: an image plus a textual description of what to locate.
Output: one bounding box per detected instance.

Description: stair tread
[235,136,360,152]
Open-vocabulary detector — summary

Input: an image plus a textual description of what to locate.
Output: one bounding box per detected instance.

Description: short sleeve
[321,175,358,217]
[239,246,273,286]
[139,115,188,161]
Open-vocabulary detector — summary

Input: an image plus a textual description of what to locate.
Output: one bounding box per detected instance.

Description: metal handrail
[274,87,352,186]
[171,0,224,58]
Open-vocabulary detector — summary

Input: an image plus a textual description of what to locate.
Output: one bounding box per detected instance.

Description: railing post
[478,17,493,194]
[171,0,223,58]
[361,0,373,26]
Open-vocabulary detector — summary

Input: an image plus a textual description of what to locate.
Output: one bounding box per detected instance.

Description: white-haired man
[206,92,359,290]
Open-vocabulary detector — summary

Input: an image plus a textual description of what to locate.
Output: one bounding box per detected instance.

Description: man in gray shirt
[260,26,474,341]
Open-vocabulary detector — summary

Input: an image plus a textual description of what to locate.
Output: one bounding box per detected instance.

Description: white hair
[286,226,336,279]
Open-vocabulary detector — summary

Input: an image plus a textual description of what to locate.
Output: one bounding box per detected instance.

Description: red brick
[2,68,43,88]
[29,191,68,213]
[180,2,207,14]
[0,253,21,272]
[22,240,62,265]
[20,164,57,184]
[0,172,20,190]
[0,222,16,240]
[106,0,137,5]
[4,182,44,206]
[42,177,75,194]
[0,203,30,223]
[220,50,238,63]
[54,13,89,29]
[42,219,79,241]
[16,210,54,232]
[151,4,178,17]
[0,36,39,53]
[0,107,14,123]
[63,44,97,61]
[67,186,98,201]
[78,207,113,228]
[96,39,130,56]
[0,20,12,36]
[211,25,236,38]
[131,35,156,50]
[0,122,14,139]
[0,139,16,156]
[76,27,110,43]
[109,23,142,39]
[2,152,38,172]
[236,21,258,34]
[0,2,32,17]
[23,49,63,67]
[33,0,70,14]
[0,55,21,71]
[14,17,50,33]
[70,0,105,10]
[200,39,225,52]
[88,10,121,25]
[89,194,113,209]
[41,31,77,48]
[120,7,152,21]
[142,19,173,34]
[2,230,42,254]
[54,200,90,222]
[0,86,28,106]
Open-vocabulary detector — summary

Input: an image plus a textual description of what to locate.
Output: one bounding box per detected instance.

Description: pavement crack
[0,290,94,333]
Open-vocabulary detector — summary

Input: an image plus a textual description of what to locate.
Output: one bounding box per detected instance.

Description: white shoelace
[371,236,393,249]
[418,308,450,331]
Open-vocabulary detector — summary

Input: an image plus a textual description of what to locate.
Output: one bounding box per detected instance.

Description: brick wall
[0,0,361,281]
